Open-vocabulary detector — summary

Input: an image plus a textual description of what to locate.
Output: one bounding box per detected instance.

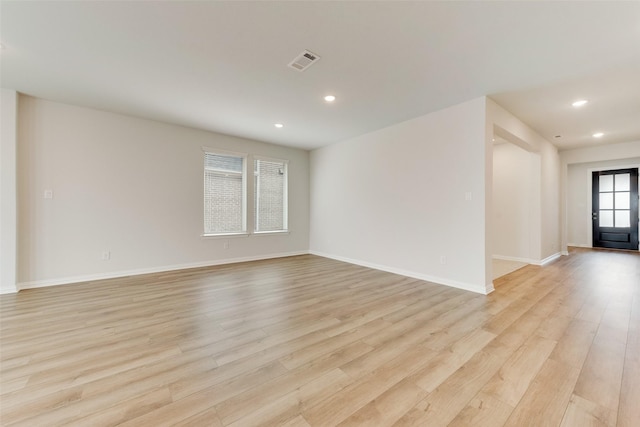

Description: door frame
[586,164,640,249]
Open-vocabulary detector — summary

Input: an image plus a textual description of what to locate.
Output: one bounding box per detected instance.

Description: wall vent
[287,50,320,72]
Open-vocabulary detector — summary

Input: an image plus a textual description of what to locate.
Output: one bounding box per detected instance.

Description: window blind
[204,152,245,234]
[254,158,288,232]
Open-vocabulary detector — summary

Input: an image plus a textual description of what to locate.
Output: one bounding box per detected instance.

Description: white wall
[540,140,561,258]
[562,141,640,248]
[561,140,640,165]
[17,96,310,288]
[492,142,537,261]
[1,89,18,293]
[486,99,561,263]
[10,93,574,293]
[310,97,491,294]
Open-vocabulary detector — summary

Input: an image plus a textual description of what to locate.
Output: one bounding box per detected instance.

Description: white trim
[201,232,249,239]
[567,243,590,248]
[254,157,288,233]
[253,155,290,165]
[17,251,309,291]
[310,250,492,295]
[203,149,248,235]
[538,252,562,266]
[493,252,564,266]
[201,146,248,158]
[1,287,18,295]
[15,251,500,295]
[492,254,536,264]
[253,230,290,236]
[561,250,570,256]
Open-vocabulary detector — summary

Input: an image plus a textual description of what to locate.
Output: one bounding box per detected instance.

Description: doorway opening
[492,129,539,279]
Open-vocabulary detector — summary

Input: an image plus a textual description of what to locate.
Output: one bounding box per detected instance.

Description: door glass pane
[615,192,630,209]
[615,210,630,228]
[600,210,614,227]
[599,175,613,192]
[599,193,613,209]
[615,173,630,191]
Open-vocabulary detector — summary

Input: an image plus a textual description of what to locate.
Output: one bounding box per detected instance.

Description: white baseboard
[486,282,496,294]
[538,252,562,266]
[17,251,309,291]
[493,252,563,266]
[0,287,18,295]
[309,250,492,295]
[567,243,590,248]
[16,250,521,295]
[492,254,536,264]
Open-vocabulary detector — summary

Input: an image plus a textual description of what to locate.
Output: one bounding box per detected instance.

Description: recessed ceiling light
[572,99,588,107]
[274,123,284,128]
[324,95,336,102]
[592,132,604,138]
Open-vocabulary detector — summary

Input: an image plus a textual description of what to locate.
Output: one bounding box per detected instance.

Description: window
[204,151,246,235]
[254,158,288,232]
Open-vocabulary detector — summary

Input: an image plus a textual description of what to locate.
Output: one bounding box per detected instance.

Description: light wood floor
[1,248,639,426]
[492,259,529,280]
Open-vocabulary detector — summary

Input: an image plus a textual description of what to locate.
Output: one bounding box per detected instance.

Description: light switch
[44,190,53,199]
[465,192,472,201]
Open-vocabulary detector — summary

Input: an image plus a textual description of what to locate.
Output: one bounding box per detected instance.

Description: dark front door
[592,168,639,250]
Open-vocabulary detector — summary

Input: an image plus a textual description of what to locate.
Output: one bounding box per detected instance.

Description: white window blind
[204,152,246,235]
[254,158,288,232]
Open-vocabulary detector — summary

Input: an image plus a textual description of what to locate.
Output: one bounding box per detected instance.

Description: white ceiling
[1,1,639,151]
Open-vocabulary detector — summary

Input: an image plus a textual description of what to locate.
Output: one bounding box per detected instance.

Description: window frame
[253,156,289,234]
[202,147,248,237]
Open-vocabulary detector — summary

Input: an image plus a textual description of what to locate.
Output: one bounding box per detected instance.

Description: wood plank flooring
[1,247,638,426]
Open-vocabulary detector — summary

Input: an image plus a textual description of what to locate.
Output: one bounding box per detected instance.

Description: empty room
[1,1,640,426]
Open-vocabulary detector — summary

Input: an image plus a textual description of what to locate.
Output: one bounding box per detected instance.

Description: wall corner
[1,89,19,294]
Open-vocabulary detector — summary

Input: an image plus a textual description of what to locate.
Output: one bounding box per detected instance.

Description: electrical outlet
[101,251,111,261]
[440,255,447,265]
[223,241,229,250]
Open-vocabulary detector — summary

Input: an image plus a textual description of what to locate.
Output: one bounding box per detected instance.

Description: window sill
[253,230,290,236]
[201,232,249,239]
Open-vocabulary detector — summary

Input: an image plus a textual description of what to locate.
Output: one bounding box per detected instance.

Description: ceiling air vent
[287,50,320,72]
